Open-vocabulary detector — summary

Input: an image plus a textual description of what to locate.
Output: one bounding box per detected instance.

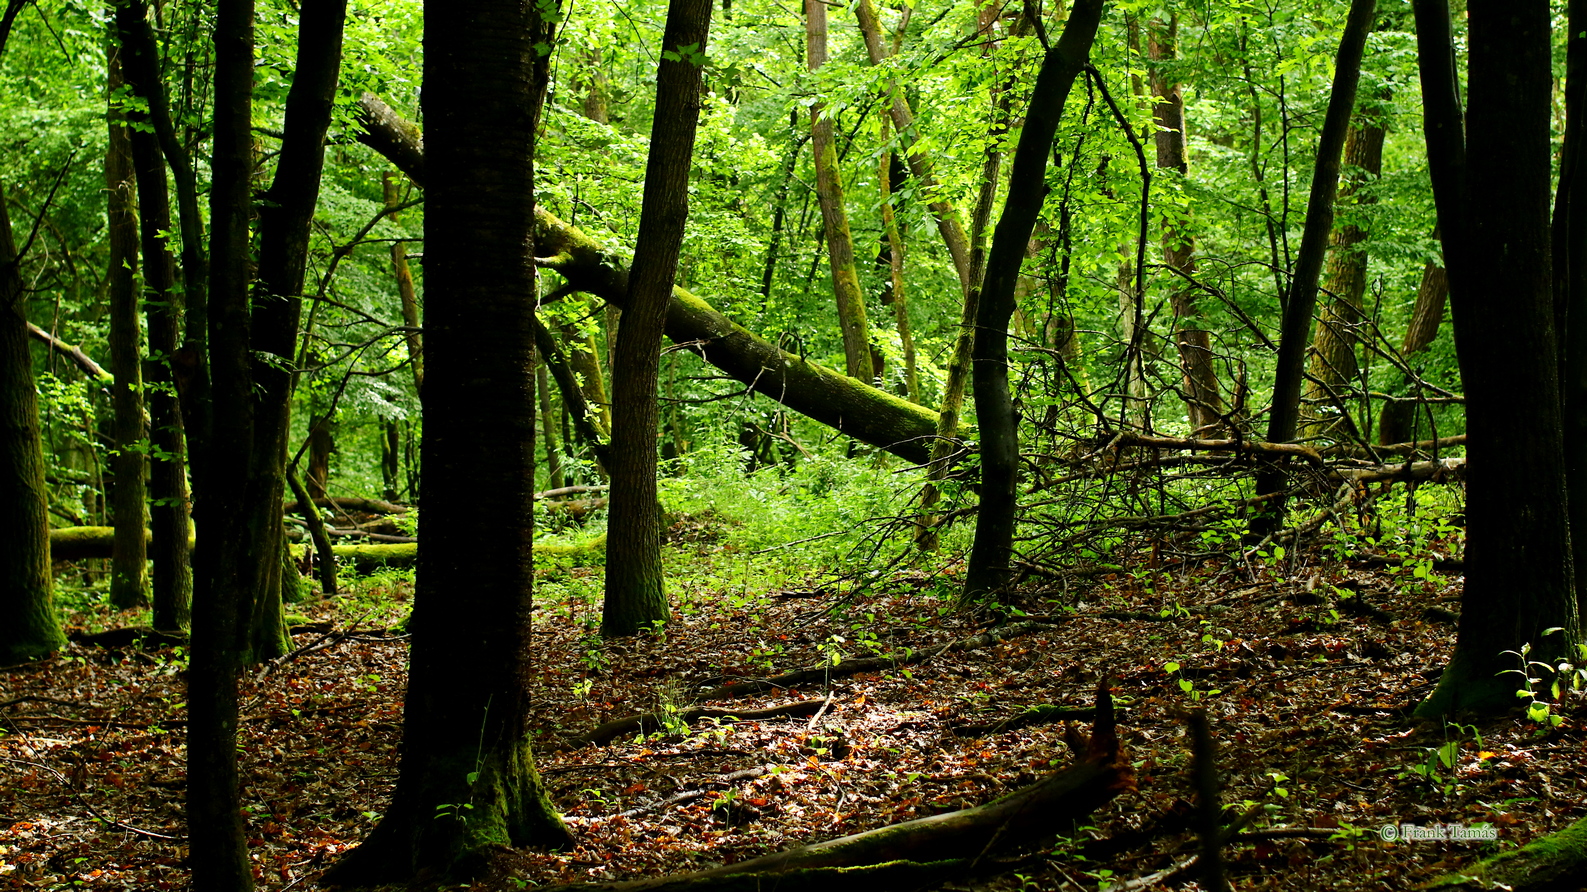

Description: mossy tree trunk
[806,0,873,383]
[106,45,149,611]
[323,0,572,880]
[0,183,66,665]
[964,0,1105,600]
[604,0,713,638]
[1415,0,1580,717]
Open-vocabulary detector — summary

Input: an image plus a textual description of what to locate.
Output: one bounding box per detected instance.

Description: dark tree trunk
[306,412,335,501]
[1376,255,1449,445]
[1556,0,1587,617]
[322,0,572,879]
[1251,0,1376,534]
[1302,105,1388,439]
[381,419,401,503]
[106,44,149,610]
[186,0,257,886]
[806,0,873,383]
[1417,0,1581,716]
[287,467,338,596]
[604,0,713,638]
[0,183,65,664]
[127,82,192,633]
[964,0,1105,600]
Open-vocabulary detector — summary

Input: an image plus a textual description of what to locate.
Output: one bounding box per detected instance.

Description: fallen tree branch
[282,495,411,515]
[953,703,1095,737]
[562,699,831,750]
[26,322,113,383]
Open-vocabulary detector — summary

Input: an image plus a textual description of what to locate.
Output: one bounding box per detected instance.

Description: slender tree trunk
[536,361,566,491]
[1556,0,1587,616]
[604,0,713,638]
[385,171,424,396]
[964,0,1105,600]
[1302,104,1388,439]
[877,147,918,403]
[855,0,972,292]
[1416,0,1579,716]
[0,184,65,664]
[1149,15,1223,433]
[287,466,337,596]
[1251,0,1376,534]
[306,413,334,501]
[806,0,873,382]
[561,311,612,436]
[381,419,401,502]
[1377,254,1449,445]
[186,0,257,885]
[126,73,192,633]
[106,44,149,610]
[323,0,572,879]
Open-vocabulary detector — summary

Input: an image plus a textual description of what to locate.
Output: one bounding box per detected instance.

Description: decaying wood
[542,681,1132,892]
[281,495,411,515]
[1423,813,1587,891]
[563,699,829,750]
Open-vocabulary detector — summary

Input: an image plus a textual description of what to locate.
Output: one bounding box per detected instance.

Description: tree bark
[1555,0,1587,618]
[562,310,612,437]
[806,0,873,382]
[604,0,713,638]
[0,182,65,665]
[877,147,918,403]
[287,467,338,596]
[352,93,943,463]
[536,361,566,491]
[1417,0,1581,717]
[306,412,335,501]
[185,0,257,885]
[964,0,1105,600]
[1377,251,1448,445]
[105,44,149,610]
[1302,104,1387,440]
[1251,0,1376,534]
[385,172,424,396]
[323,0,572,880]
[1150,15,1223,433]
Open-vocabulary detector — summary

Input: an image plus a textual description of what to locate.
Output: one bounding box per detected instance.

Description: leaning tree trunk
[322,0,572,881]
[352,93,944,463]
[806,0,873,383]
[105,44,149,611]
[1250,0,1376,535]
[964,0,1105,601]
[603,0,714,638]
[1302,104,1388,440]
[1415,0,1580,717]
[186,0,258,887]
[0,183,65,664]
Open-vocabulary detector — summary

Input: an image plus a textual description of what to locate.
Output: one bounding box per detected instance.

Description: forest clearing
[4,0,1586,888]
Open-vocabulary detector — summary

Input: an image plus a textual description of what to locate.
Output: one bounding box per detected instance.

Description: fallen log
[541,680,1132,892]
[953,703,1095,738]
[1423,813,1587,891]
[352,93,943,465]
[563,699,828,751]
[282,495,411,515]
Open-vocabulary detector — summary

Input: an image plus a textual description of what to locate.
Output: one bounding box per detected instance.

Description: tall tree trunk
[877,146,918,403]
[1302,104,1388,440]
[854,0,973,292]
[106,44,148,610]
[604,0,713,638]
[1416,0,1579,716]
[1251,0,1376,534]
[381,419,402,502]
[0,183,65,664]
[806,0,873,383]
[1376,254,1449,445]
[126,62,192,633]
[323,0,572,879]
[1149,14,1223,433]
[536,361,566,491]
[1555,0,1587,616]
[306,412,334,501]
[186,0,257,885]
[964,0,1105,601]
[385,171,424,396]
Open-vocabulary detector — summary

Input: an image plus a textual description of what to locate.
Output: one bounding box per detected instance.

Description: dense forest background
[6,0,1587,889]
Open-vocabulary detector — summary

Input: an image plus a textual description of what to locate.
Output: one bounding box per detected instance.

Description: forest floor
[2,510,1583,891]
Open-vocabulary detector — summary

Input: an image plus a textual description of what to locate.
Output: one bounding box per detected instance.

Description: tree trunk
[964,0,1105,600]
[126,71,192,633]
[323,0,572,879]
[1150,15,1223,433]
[1555,0,1587,618]
[306,412,335,501]
[352,93,944,463]
[537,361,566,490]
[381,419,401,503]
[385,171,424,396]
[854,0,972,293]
[1302,104,1388,440]
[287,467,338,596]
[877,147,918,403]
[1417,0,1581,717]
[1377,251,1448,445]
[1251,0,1376,535]
[106,44,149,610]
[604,0,713,638]
[562,310,612,437]
[0,182,65,664]
[185,0,257,885]
[806,0,873,383]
